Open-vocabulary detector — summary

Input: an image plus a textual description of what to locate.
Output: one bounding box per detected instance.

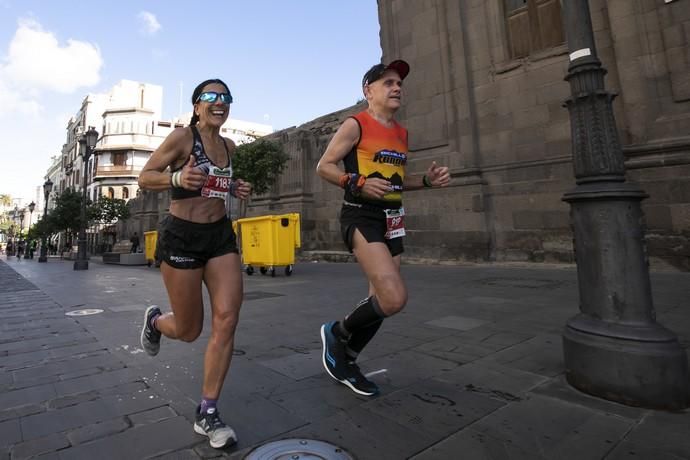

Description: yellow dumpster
[235,213,300,277]
[144,230,158,267]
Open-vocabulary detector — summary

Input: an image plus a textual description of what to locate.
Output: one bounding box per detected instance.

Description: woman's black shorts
[340,204,404,257]
[157,214,238,269]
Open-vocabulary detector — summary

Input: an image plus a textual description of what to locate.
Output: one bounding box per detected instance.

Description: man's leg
[321,230,407,395]
[345,247,400,358]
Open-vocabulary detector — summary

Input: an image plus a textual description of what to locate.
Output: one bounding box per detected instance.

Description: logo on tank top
[372,149,407,166]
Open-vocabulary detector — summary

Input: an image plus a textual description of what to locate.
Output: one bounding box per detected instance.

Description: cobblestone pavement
[1,257,689,459]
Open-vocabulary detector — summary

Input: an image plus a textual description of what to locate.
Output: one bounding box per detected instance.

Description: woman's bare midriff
[169,197,227,223]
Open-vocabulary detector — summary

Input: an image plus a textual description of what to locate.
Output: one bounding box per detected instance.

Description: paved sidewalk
[1,256,689,459]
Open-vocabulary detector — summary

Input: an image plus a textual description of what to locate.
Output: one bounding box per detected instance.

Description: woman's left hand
[426,161,451,187]
[234,179,252,199]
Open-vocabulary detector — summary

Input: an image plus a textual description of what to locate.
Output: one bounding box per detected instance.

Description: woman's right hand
[180,156,208,190]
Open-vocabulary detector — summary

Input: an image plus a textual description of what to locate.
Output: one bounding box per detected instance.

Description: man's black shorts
[340,204,404,257]
[157,214,238,269]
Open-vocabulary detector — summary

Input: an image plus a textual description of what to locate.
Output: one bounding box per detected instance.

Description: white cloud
[0,115,61,202]
[2,19,102,94]
[138,11,161,35]
[0,19,102,201]
[0,77,42,117]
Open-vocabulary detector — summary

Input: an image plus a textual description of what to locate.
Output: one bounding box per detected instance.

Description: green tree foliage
[28,213,55,240]
[50,189,88,236]
[90,196,130,224]
[0,218,11,234]
[233,138,289,196]
[0,195,13,232]
[48,190,131,235]
[25,192,130,243]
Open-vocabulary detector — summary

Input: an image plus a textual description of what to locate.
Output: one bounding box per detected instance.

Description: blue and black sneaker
[321,321,349,381]
[321,321,379,396]
[140,305,161,356]
[344,361,379,396]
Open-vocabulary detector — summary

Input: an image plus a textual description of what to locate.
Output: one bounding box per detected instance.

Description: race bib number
[201,167,231,198]
[384,207,405,239]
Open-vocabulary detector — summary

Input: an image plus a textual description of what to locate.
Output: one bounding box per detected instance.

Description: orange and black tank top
[343,110,408,209]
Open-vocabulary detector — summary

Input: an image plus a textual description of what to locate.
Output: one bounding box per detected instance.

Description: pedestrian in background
[316,60,450,396]
[138,78,251,449]
[15,240,23,261]
[129,232,140,253]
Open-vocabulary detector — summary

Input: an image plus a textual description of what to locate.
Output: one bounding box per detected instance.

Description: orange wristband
[339,174,350,189]
[355,174,366,188]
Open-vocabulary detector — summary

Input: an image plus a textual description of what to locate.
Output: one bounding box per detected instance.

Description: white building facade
[54,79,273,253]
[94,80,167,202]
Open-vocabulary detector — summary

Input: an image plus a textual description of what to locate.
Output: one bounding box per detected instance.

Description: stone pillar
[561,0,688,410]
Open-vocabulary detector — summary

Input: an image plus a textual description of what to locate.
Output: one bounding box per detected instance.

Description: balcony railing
[95,165,142,178]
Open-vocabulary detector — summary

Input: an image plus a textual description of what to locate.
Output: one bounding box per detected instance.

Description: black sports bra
[170,126,233,200]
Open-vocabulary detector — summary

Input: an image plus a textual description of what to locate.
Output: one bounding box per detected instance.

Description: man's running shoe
[321,321,349,382]
[193,405,237,448]
[140,305,161,356]
[343,361,379,396]
[321,322,378,395]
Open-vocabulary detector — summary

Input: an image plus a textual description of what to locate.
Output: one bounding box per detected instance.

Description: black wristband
[347,173,366,196]
[422,175,432,188]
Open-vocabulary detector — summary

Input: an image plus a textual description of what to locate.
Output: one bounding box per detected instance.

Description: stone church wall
[122,0,690,270]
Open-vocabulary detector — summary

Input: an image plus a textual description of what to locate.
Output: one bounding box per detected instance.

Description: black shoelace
[204,411,225,429]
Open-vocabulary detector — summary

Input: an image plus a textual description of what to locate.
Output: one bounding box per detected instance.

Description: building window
[108,187,115,199]
[112,152,127,166]
[504,0,564,59]
[122,187,129,199]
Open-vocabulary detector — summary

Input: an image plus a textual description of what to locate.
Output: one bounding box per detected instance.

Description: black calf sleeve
[342,296,386,335]
[346,318,383,359]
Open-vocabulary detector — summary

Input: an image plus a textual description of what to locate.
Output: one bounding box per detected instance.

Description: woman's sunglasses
[196,91,233,104]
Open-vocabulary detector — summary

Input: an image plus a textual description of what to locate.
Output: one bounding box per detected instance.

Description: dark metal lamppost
[561,0,688,409]
[24,201,35,259]
[7,208,15,256]
[38,178,54,263]
[19,208,25,234]
[74,126,99,271]
[18,208,25,255]
[64,162,73,251]
[10,206,18,256]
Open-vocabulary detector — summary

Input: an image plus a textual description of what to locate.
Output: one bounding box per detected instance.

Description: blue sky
[0,0,381,204]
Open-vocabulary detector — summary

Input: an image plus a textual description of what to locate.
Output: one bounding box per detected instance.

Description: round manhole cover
[65,309,104,316]
[244,439,353,460]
